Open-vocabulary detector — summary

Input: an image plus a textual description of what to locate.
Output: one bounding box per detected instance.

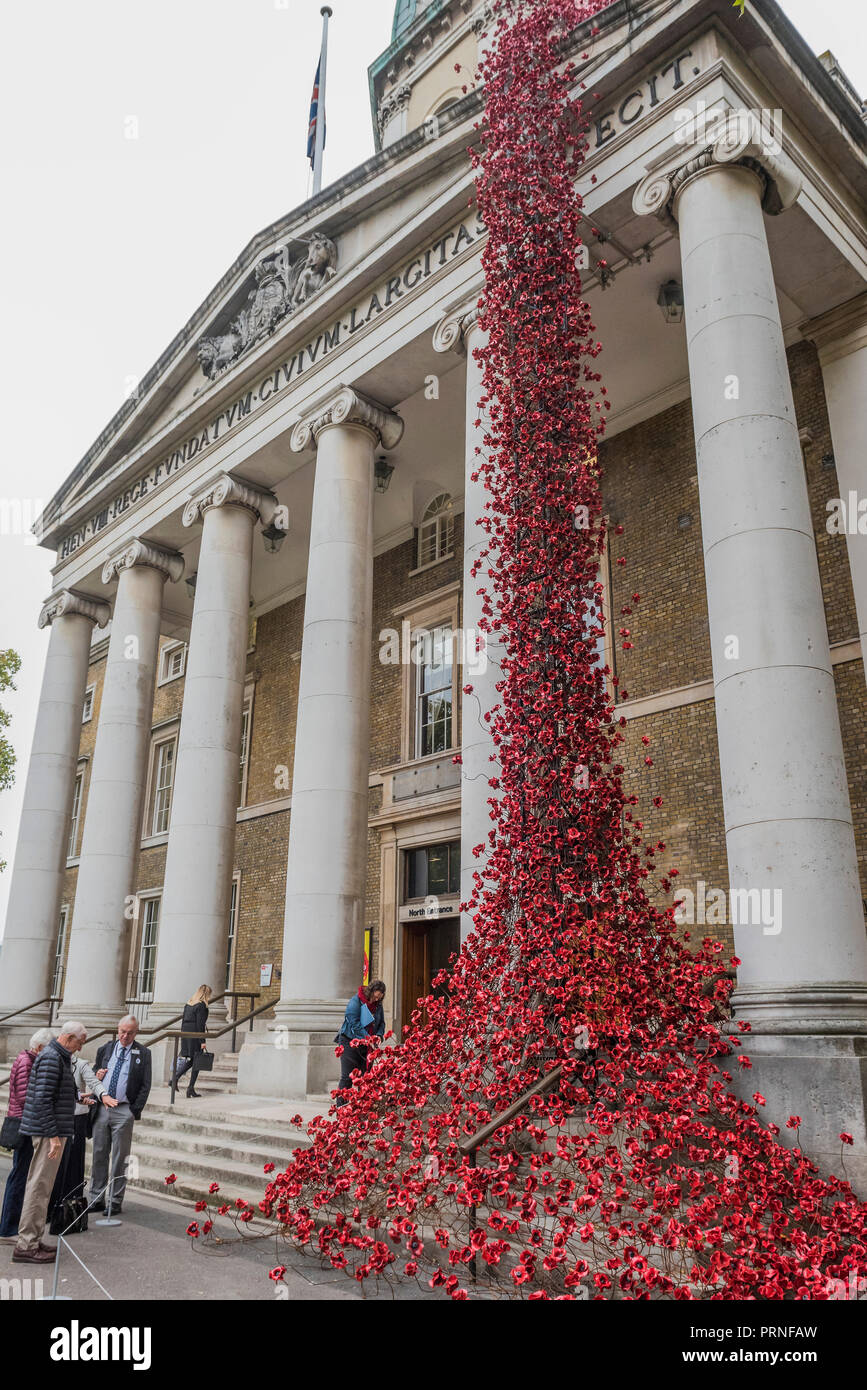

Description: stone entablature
[54,209,486,567]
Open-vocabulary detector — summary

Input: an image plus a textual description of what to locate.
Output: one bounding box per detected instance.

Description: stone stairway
[187,1049,240,1096]
[129,1088,328,1207]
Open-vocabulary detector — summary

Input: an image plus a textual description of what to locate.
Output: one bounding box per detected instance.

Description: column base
[726,1031,867,1197]
[59,1006,127,1036]
[237,1030,341,1100]
[0,1010,53,1062]
[731,983,867,1034]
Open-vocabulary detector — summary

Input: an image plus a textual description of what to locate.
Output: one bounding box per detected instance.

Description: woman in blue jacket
[335,980,386,1104]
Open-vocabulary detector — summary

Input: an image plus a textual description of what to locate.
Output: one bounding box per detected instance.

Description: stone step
[131,1159,268,1208]
[134,1116,311,1163]
[129,1089,325,1205]
[132,1136,290,1187]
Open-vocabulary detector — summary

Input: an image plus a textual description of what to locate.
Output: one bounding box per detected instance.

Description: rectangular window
[238,697,253,807]
[225,877,239,991]
[415,625,453,757]
[82,686,95,723]
[151,738,176,835]
[68,772,83,859]
[158,642,186,684]
[406,840,461,900]
[138,898,160,1001]
[52,908,68,998]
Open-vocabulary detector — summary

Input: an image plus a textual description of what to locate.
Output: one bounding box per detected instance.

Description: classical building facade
[3,0,867,1184]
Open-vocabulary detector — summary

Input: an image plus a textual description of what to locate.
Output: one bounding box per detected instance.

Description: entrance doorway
[401,916,461,1032]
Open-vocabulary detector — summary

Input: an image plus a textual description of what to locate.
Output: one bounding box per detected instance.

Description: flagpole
[313,5,332,195]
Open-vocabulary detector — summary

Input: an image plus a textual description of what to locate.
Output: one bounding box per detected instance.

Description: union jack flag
[307,59,325,167]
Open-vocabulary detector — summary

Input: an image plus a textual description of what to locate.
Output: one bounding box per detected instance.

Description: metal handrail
[457,1065,565,1282]
[1,990,264,1095]
[157,996,276,1105]
[82,989,261,1048]
[0,996,62,1027]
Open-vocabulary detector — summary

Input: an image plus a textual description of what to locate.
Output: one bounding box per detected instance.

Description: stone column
[241,387,402,1098]
[0,590,109,1033]
[62,541,183,1027]
[807,293,867,672]
[147,475,281,1037]
[434,305,497,942]
[635,114,867,1189]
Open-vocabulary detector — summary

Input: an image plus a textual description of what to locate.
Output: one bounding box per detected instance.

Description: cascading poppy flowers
[185,0,867,1298]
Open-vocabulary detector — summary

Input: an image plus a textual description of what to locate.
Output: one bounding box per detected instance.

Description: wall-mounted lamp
[185,572,198,599]
[375,455,395,494]
[262,522,286,554]
[657,279,685,325]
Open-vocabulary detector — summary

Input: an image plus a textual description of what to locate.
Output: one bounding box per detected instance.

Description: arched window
[418,493,454,567]
[392,0,417,41]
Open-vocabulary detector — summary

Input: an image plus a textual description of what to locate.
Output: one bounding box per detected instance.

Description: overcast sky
[0,0,864,940]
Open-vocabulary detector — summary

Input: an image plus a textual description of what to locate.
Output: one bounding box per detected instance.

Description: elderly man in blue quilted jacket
[13,1022,86,1264]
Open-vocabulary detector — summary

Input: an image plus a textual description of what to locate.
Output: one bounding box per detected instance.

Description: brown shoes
[12,1245,56,1263]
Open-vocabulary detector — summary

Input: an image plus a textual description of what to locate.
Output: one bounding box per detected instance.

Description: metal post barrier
[170,1035,180,1107]
[43,1179,118,1301]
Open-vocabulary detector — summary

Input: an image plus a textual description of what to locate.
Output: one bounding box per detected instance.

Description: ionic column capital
[632,110,802,227]
[102,537,184,586]
[182,471,281,530]
[433,301,482,356]
[289,386,404,453]
[38,588,110,631]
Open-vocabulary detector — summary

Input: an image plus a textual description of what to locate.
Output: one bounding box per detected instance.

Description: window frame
[394,583,461,766]
[67,767,84,861]
[404,840,461,903]
[415,493,455,572]
[141,721,180,843]
[150,733,178,837]
[157,641,186,686]
[52,907,69,999]
[238,685,255,809]
[134,893,162,1003]
[225,872,241,992]
[413,623,456,760]
[81,685,95,723]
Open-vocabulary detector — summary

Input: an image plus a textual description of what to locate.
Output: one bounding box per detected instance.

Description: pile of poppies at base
[190,0,867,1299]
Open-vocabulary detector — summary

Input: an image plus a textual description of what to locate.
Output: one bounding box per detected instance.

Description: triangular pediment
[41,121,478,546]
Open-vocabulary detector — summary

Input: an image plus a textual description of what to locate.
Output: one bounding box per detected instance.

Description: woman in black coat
[173,985,212,1098]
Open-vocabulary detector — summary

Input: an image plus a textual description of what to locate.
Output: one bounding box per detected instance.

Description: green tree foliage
[0,648,22,870]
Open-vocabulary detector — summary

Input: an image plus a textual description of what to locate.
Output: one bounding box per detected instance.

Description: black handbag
[49,1196,89,1236]
[0,1115,22,1150]
[195,1050,214,1072]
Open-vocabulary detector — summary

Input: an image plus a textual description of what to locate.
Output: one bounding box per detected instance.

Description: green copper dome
[392,0,417,41]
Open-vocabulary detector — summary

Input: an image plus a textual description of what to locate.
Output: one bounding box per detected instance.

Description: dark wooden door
[401,918,461,1033]
[402,923,428,1033]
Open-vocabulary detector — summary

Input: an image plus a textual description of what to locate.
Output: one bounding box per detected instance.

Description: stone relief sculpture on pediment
[197,232,338,381]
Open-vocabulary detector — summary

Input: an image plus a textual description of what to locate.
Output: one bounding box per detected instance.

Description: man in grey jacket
[14,1022,85,1264]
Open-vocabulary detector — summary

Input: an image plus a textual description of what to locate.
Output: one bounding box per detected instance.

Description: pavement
[0,1151,428,1302]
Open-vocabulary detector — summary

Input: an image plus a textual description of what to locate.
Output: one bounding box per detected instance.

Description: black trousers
[48,1112,88,1216]
[0,1135,33,1237]
[336,1037,370,1102]
[173,1052,204,1090]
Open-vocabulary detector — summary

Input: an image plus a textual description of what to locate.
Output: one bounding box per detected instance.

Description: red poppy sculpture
[193,0,867,1299]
